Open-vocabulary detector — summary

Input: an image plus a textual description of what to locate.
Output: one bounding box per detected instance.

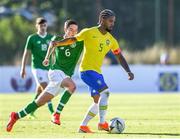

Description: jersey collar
[37,32,47,38]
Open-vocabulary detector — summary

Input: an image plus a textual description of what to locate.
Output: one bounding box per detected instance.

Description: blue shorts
[80,70,108,96]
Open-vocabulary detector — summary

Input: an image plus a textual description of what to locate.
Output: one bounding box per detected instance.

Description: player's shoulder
[28,33,37,38]
[107,32,117,41]
[27,33,37,41]
[87,26,98,32]
[52,34,63,41]
[80,26,97,33]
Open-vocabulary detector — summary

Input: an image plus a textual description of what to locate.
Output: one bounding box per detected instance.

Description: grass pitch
[0,93,180,138]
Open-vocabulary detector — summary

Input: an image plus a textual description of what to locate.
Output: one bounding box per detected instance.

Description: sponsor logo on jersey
[92,36,97,38]
[37,41,41,44]
[60,47,64,50]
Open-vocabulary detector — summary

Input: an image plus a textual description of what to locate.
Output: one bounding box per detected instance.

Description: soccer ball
[109,117,125,134]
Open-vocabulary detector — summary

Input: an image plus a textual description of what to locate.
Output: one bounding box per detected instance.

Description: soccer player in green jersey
[20,17,54,118]
[6,19,83,132]
[44,9,134,133]
[49,20,83,125]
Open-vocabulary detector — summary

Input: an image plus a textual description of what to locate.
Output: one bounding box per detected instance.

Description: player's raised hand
[128,72,134,80]
[20,68,26,78]
[43,58,49,66]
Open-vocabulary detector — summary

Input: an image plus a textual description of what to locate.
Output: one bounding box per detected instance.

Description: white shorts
[44,70,69,96]
[32,68,49,85]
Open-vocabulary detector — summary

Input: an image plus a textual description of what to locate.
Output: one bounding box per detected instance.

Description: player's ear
[101,17,106,25]
[35,24,38,29]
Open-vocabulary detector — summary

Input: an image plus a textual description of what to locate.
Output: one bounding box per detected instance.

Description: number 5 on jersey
[99,43,103,52]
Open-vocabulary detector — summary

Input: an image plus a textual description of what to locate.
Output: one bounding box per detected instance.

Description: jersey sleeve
[75,28,88,41]
[111,38,122,55]
[51,35,57,41]
[25,36,33,50]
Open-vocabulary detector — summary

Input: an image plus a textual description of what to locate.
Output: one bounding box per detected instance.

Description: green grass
[0,93,180,138]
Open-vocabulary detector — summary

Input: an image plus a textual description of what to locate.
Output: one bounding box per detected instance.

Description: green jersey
[50,35,83,77]
[25,33,53,70]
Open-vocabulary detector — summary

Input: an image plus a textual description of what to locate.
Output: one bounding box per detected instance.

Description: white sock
[81,103,98,126]
[99,90,109,123]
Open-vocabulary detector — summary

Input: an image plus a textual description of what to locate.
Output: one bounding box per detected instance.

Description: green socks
[47,101,54,114]
[56,90,72,114]
[30,93,39,115]
[31,93,54,115]
[18,101,38,118]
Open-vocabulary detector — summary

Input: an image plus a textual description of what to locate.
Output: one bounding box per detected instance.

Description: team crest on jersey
[46,40,50,44]
[70,43,76,48]
[106,39,110,46]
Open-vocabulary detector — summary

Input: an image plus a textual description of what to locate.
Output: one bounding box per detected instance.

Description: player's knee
[37,86,42,94]
[68,84,76,94]
[101,89,110,98]
[35,100,46,107]
[92,95,100,103]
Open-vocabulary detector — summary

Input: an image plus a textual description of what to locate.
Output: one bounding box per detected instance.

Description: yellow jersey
[76,26,120,73]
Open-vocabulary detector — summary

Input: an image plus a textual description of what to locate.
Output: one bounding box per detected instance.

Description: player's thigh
[80,70,108,92]
[44,70,68,96]
[32,68,49,86]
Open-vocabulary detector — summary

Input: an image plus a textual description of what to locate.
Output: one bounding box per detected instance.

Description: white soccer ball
[109,117,125,134]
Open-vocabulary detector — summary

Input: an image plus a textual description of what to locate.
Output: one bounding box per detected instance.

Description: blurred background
[0,0,179,93]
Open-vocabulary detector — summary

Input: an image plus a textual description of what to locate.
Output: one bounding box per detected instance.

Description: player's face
[65,24,78,37]
[36,23,47,33]
[103,16,116,32]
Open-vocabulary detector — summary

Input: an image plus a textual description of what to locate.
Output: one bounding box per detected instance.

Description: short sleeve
[75,28,88,41]
[111,38,121,54]
[25,36,33,50]
[51,35,57,41]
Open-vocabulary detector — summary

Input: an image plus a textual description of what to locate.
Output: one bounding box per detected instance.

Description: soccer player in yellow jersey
[44,9,134,133]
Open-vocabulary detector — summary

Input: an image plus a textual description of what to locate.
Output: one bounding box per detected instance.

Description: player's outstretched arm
[43,43,55,66]
[52,37,77,47]
[20,49,31,78]
[115,53,134,80]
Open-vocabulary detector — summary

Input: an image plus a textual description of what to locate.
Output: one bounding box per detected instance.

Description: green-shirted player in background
[20,17,54,118]
[6,19,84,132]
